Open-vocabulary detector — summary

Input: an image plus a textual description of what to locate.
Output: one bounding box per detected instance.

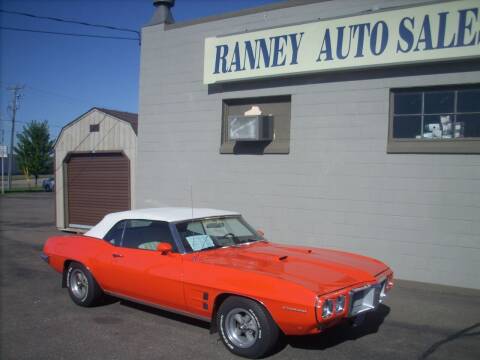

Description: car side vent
[278,255,288,261]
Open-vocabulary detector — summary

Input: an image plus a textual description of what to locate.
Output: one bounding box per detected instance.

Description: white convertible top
[84,207,240,239]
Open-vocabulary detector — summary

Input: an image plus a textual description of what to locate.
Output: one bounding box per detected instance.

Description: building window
[388,85,480,154]
[221,95,291,154]
[90,124,100,132]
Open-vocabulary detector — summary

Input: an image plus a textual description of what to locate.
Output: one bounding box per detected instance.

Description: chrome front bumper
[348,279,387,317]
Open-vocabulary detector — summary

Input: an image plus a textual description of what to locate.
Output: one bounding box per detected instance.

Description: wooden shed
[54,108,137,231]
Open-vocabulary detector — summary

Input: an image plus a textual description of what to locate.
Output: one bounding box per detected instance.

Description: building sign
[203,0,480,84]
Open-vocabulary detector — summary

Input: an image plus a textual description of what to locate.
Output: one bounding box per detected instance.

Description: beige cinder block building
[136,0,480,288]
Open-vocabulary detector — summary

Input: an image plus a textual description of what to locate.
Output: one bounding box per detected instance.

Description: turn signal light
[386,274,394,291]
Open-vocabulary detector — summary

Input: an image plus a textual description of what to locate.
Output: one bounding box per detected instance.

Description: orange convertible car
[42,208,393,358]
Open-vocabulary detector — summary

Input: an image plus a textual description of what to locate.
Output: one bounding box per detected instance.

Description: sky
[0,0,282,145]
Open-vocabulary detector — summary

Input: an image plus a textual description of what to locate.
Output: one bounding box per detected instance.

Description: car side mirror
[157,242,173,255]
[256,229,265,238]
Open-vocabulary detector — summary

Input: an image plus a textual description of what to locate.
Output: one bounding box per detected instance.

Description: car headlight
[322,299,334,318]
[335,295,346,313]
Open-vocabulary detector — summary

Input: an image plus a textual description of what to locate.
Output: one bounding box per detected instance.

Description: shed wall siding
[137,0,480,288]
[55,109,137,228]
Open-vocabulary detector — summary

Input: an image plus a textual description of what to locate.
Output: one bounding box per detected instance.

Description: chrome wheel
[70,269,89,301]
[225,308,259,348]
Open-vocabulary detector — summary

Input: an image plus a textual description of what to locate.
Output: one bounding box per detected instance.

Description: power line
[0,9,140,36]
[27,85,95,105]
[1,81,97,106]
[0,26,139,41]
[1,82,122,131]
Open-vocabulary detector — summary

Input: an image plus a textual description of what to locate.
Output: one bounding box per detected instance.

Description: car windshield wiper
[196,245,220,252]
[232,238,262,247]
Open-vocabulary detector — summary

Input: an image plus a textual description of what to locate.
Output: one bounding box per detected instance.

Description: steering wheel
[218,232,239,245]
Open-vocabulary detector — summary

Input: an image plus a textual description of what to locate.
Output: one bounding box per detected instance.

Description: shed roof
[54,107,138,149]
[95,108,138,134]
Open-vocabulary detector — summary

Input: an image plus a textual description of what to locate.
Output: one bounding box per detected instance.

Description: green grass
[9,174,53,180]
[1,187,45,194]
[0,174,53,194]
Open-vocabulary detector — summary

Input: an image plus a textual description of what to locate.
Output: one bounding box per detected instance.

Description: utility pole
[7,85,24,191]
[1,128,5,194]
[1,126,4,193]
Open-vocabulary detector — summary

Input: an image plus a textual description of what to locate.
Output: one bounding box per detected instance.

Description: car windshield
[175,216,263,253]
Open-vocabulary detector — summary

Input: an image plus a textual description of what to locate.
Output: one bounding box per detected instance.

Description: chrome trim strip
[314,296,320,324]
[103,290,211,323]
[351,284,372,293]
[348,279,388,318]
[68,223,93,229]
[171,214,240,225]
[168,222,187,254]
[379,279,388,302]
[282,306,307,313]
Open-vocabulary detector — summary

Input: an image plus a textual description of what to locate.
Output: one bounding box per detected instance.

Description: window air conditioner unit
[227,115,273,141]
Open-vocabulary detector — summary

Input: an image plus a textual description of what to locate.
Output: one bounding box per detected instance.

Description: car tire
[66,262,103,307]
[217,296,279,359]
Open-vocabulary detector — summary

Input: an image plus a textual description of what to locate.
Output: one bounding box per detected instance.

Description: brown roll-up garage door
[66,152,130,228]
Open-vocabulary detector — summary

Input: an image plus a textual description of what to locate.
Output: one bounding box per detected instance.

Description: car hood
[196,241,389,295]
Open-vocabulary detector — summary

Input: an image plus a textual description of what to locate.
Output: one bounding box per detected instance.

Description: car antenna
[190,184,194,219]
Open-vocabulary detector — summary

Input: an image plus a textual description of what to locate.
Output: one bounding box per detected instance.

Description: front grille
[348,279,386,317]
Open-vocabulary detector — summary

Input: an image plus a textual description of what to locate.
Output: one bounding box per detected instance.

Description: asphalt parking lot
[1,193,479,360]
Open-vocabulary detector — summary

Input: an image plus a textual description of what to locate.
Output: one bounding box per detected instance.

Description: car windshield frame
[173,215,264,254]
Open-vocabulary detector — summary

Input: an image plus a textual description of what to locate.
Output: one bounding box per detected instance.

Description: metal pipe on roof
[149,0,175,25]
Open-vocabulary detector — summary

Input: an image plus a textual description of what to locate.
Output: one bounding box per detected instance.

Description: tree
[15,120,54,185]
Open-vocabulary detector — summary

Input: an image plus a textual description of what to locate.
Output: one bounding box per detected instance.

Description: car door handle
[112,253,124,258]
